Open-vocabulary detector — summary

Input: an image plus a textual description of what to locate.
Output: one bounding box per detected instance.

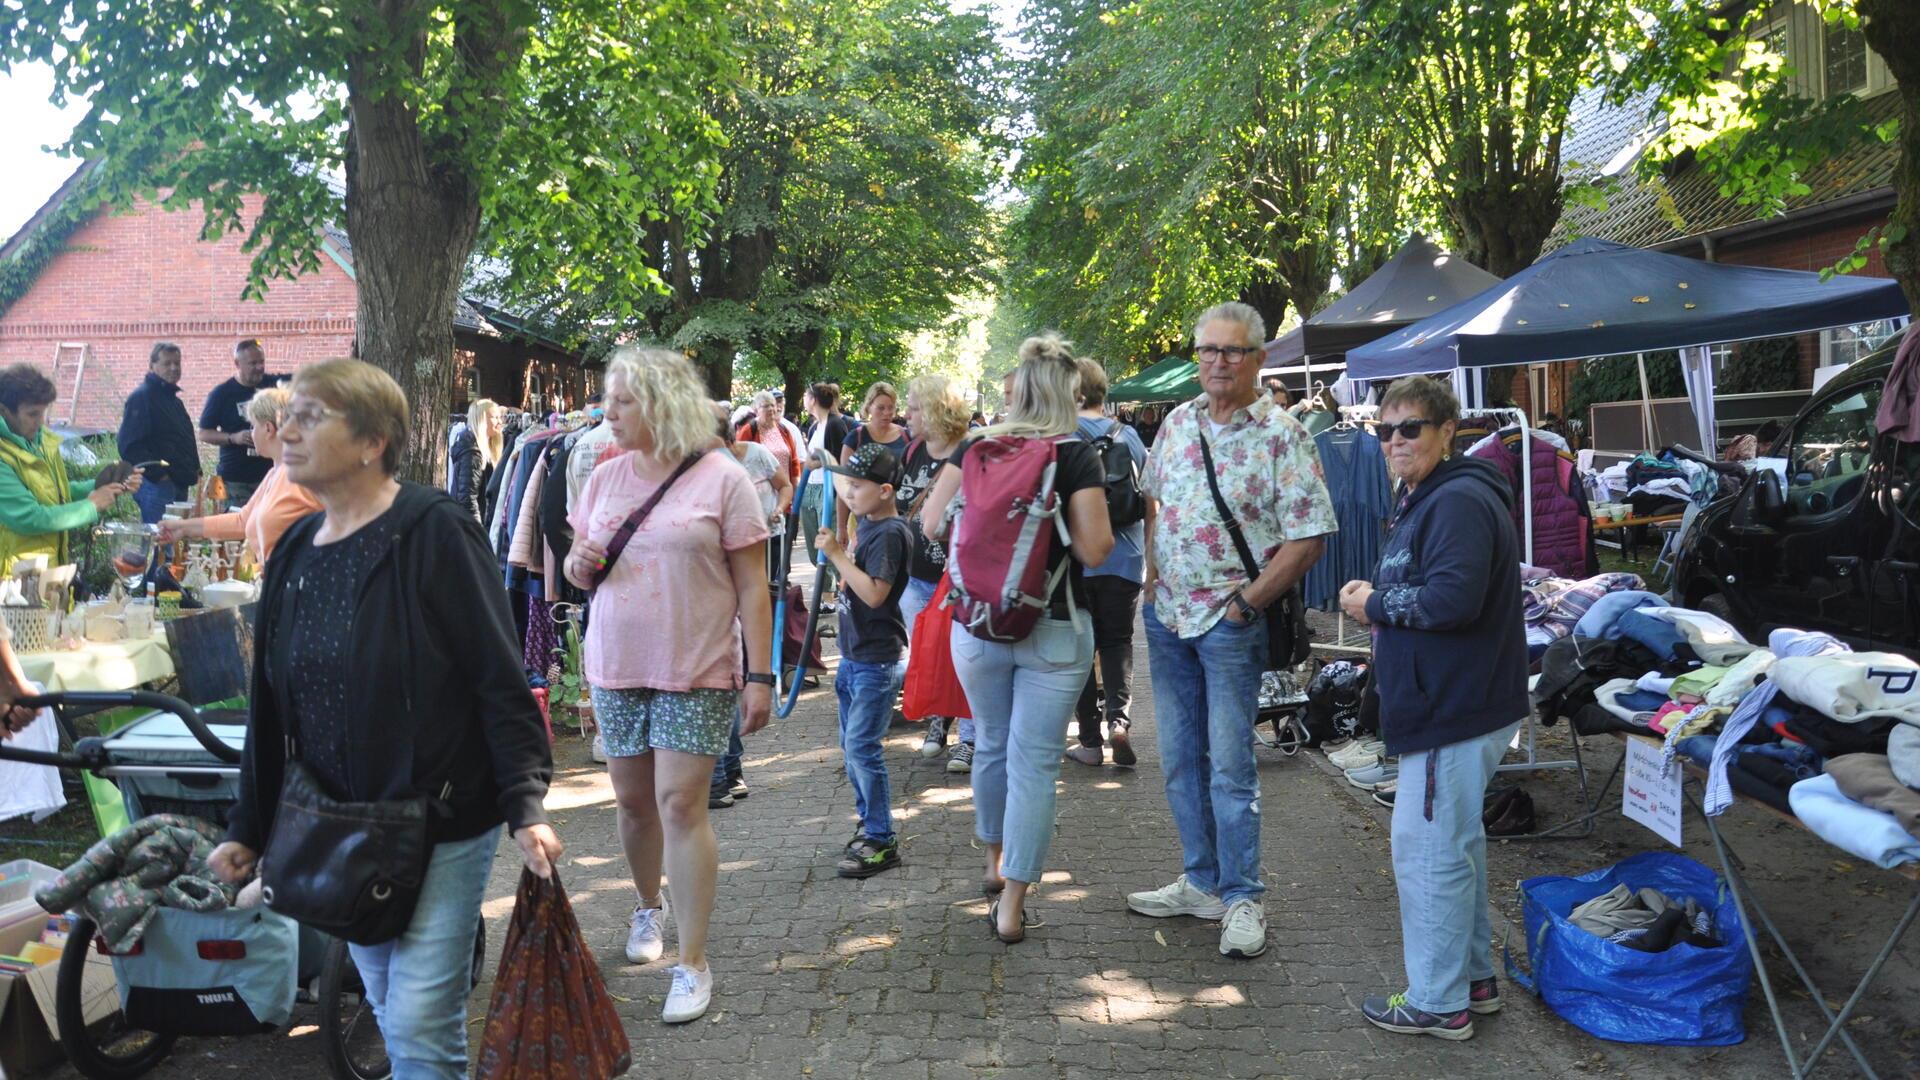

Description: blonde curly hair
[906,374,971,445]
[603,347,717,463]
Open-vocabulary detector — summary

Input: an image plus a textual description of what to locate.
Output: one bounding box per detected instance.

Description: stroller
[0,690,483,1080]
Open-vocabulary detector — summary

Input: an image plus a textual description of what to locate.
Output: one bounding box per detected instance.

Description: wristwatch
[744,672,776,686]
[1229,591,1260,618]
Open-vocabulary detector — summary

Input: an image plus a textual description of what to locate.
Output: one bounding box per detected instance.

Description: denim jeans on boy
[133,476,182,524]
[950,615,1094,882]
[835,658,905,842]
[1142,603,1267,905]
[899,575,973,743]
[1391,719,1523,1016]
[348,826,499,1080]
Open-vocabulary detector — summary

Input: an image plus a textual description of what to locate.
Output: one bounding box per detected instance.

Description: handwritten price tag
[1623,737,1683,847]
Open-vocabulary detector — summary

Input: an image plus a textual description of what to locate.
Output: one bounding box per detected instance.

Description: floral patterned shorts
[590,685,738,758]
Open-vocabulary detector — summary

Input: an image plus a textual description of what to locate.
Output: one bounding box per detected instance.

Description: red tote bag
[475,869,632,1080]
[902,575,972,721]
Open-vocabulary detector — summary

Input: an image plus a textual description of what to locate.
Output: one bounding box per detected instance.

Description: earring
[361,457,371,467]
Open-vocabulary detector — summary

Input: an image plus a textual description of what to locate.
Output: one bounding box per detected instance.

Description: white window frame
[1817,15,1891,100]
[1819,317,1909,370]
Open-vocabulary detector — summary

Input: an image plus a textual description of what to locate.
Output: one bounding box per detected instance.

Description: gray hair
[1193,302,1265,348]
[752,390,777,409]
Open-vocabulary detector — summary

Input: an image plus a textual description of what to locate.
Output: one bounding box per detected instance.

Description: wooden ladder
[51,341,91,425]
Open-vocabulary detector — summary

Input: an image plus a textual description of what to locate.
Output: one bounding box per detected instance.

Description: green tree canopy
[3,0,731,480]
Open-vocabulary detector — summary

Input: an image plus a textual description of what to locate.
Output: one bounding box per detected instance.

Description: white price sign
[1623,737,1684,847]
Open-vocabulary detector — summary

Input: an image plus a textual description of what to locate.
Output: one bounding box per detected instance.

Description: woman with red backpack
[920,335,1114,943]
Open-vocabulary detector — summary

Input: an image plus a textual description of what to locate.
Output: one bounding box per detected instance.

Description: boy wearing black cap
[816,443,913,877]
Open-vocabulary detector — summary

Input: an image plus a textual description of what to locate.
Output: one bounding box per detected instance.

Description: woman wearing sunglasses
[1337,375,1528,1042]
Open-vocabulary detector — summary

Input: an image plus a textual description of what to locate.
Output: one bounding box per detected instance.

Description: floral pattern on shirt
[1142,394,1337,638]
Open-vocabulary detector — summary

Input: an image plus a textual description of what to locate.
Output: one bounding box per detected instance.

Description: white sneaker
[625,897,668,964]
[662,963,712,1023]
[1126,874,1228,920]
[1328,738,1384,770]
[1219,899,1268,958]
[591,732,608,764]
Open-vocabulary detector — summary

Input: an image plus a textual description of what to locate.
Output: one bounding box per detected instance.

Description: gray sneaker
[946,741,974,773]
[1218,899,1267,958]
[1345,761,1399,791]
[1126,874,1228,920]
[625,897,669,964]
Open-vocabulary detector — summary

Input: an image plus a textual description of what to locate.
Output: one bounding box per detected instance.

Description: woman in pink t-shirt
[564,347,773,1025]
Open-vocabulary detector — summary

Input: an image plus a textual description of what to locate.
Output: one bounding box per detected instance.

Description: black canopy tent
[1261,235,1501,387]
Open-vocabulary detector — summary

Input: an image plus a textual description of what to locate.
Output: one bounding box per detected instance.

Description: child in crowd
[816,443,912,878]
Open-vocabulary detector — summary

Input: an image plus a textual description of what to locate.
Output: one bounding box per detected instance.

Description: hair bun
[1018,333,1075,367]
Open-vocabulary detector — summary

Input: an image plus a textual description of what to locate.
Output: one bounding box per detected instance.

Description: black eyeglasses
[1368,418,1440,442]
[1194,345,1262,365]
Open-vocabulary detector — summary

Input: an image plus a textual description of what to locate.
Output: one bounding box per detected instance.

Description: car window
[1786,381,1881,515]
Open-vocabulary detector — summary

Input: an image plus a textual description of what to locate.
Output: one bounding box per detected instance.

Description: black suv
[1673,343,1919,652]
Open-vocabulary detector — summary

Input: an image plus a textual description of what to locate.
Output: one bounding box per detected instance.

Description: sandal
[986,898,1042,944]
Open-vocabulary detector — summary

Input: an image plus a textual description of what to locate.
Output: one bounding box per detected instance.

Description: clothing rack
[1311,404,1384,657]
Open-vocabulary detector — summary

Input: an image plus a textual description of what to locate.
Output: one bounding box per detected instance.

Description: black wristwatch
[1229,591,1260,618]
[744,672,776,686]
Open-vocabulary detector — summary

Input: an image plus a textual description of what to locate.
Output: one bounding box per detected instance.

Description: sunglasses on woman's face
[1369,418,1440,443]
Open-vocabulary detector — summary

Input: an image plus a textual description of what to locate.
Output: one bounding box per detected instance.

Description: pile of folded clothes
[1569,884,1721,952]
[1533,595,1920,868]
[1521,570,1646,661]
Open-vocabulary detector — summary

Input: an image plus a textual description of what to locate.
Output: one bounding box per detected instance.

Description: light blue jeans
[898,575,973,742]
[1392,720,1522,1015]
[348,826,499,1080]
[836,658,905,842]
[950,615,1094,882]
[1142,603,1267,905]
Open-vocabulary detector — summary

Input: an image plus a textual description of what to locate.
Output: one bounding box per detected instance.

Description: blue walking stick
[772,448,838,719]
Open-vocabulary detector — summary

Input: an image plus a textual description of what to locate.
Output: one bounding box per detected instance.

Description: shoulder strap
[1196,430,1262,582]
[590,451,708,589]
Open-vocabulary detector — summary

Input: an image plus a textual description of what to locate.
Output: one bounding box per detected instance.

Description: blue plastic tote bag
[1507,851,1751,1045]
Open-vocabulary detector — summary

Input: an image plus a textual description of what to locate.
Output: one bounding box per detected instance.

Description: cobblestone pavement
[36,605,1920,1079]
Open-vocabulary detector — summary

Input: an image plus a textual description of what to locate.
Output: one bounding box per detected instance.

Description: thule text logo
[195,991,236,1006]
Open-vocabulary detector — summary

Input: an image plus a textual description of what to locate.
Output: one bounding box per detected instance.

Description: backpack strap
[590,451,708,590]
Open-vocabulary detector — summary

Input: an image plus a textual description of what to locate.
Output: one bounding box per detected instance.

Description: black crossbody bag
[1196,430,1311,670]
[259,757,445,945]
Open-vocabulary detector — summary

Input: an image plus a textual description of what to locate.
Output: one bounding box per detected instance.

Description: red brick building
[1520,0,1905,422]
[0,162,591,431]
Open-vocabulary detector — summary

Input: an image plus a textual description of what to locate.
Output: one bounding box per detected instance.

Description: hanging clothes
[1470,428,1593,578]
[1303,424,1391,610]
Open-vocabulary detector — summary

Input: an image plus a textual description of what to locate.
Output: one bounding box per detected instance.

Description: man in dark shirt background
[198,339,287,508]
[118,342,201,523]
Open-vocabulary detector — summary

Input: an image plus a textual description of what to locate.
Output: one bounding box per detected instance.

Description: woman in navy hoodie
[1338,375,1528,1042]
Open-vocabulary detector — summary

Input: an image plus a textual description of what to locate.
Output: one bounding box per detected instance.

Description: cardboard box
[0,915,119,1078]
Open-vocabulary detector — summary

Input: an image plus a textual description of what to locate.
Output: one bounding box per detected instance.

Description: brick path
[35,603,1920,1079]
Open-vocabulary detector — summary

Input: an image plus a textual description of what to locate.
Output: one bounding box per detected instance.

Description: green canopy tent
[1105,356,1198,404]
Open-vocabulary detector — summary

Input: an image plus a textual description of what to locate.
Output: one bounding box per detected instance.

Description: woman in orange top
[158,387,320,563]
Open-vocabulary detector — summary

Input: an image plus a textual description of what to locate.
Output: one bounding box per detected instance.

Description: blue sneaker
[1345,761,1399,791]
[1362,992,1474,1040]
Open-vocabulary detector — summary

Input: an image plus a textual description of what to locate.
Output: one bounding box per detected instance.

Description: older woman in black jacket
[1338,375,1528,1042]
[210,359,558,1080]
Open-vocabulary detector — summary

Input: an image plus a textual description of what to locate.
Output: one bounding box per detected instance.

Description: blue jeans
[836,658,904,842]
[1143,604,1267,905]
[950,615,1094,882]
[348,826,499,1080]
[1392,720,1522,1015]
[133,476,182,524]
[711,710,744,788]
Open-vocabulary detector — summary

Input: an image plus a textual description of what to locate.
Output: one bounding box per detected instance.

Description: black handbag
[258,759,443,946]
[1196,429,1312,670]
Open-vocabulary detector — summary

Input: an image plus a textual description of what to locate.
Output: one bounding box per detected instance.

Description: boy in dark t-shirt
[816,443,912,878]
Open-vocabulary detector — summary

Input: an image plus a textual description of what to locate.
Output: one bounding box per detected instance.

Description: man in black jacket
[118,342,201,522]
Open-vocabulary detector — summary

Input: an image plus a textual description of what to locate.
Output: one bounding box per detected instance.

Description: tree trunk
[1861,0,1920,312]
[342,22,488,486]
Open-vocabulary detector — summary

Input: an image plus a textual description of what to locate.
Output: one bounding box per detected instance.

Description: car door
[1868,434,1920,650]
[1743,378,1883,646]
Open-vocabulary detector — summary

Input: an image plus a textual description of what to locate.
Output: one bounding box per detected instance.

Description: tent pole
[1636,352,1654,450]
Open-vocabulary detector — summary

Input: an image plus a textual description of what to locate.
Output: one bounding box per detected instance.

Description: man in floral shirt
[1127,301,1336,960]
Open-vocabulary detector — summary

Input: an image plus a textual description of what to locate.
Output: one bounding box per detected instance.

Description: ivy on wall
[0,178,98,317]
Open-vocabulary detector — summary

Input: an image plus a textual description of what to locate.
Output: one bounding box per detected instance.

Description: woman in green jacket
[0,364,140,575]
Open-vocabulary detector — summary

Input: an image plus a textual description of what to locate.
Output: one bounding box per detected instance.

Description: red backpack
[946,435,1072,642]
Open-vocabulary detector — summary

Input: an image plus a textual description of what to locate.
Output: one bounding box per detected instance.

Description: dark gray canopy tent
[1261,235,1501,388]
